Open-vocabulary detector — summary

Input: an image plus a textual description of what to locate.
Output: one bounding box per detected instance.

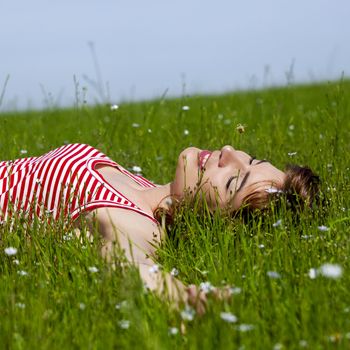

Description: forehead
[248,162,284,183]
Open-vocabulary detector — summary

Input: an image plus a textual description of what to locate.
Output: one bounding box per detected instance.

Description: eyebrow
[256,159,268,165]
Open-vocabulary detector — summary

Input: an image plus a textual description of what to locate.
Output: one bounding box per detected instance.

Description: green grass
[0,80,350,349]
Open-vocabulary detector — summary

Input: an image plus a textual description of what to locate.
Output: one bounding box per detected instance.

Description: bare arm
[89,207,188,304]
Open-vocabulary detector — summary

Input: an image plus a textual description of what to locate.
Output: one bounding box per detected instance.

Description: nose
[219,145,247,169]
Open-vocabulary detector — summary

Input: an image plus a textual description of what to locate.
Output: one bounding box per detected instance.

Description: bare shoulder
[85,207,162,264]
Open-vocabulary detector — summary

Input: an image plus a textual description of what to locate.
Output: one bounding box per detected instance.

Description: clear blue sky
[1,0,349,110]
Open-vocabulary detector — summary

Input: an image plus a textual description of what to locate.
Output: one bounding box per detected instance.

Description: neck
[139,182,173,214]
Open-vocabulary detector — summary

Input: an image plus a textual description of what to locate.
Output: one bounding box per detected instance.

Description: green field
[0,80,350,349]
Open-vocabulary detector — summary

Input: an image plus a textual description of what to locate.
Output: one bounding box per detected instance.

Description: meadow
[0,80,349,349]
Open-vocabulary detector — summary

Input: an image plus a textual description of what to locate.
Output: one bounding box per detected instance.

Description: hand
[185,284,208,315]
[185,284,233,315]
[212,285,234,301]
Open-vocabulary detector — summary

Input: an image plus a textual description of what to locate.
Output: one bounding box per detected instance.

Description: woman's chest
[95,165,151,211]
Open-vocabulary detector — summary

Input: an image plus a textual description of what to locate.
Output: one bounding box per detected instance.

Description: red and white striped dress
[0,144,158,223]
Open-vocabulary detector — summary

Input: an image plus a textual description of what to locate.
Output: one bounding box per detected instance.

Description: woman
[0,143,319,307]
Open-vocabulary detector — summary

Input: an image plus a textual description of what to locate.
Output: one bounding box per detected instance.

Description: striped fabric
[0,144,157,223]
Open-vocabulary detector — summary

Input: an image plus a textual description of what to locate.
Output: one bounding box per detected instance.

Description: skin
[171,145,285,210]
[83,145,285,307]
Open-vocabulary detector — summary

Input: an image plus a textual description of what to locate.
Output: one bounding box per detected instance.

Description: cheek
[197,188,229,211]
[199,174,230,209]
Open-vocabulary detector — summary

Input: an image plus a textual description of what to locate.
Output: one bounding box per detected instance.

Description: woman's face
[171,146,286,210]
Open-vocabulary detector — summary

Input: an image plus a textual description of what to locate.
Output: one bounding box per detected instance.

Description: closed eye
[249,157,256,165]
[226,175,238,190]
[250,157,268,165]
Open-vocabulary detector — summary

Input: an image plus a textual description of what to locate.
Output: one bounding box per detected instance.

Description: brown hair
[241,164,321,214]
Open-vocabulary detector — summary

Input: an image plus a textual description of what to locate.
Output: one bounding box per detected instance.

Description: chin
[172,147,201,199]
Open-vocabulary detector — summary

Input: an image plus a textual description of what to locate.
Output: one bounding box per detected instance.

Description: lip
[198,150,212,170]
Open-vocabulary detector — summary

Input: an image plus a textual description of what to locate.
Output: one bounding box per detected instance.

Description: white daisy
[319,263,342,279]
[4,247,17,256]
[229,287,242,295]
[119,320,130,329]
[267,271,281,279]
[168,327,179,335]
[181,306,195,321]
[170,268,179,277]
[17,270,28,276]
[88,266,99,273]
[220,312,237,323]
[132,165,142,173]
[308,268,317,279]
[235,324,254,332]
[272,219,282,228]
[199,281,215,294]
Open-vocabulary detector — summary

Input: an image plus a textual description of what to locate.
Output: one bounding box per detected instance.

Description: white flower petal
[301,235,313,240]
[4,247,17,256]
[265,188,283,194]
[272,219,282,228]
[115,300,128,310]
[132,165,142,173]
[319,263,342,279]
[181,306,195,321]
[199,281,215,294]
[229,287,242,295]
[17,270,28,276]
[170,268,179,277]
[267,271,281,279]
[118,320,130,329]
[308,268,317,279]
[88,266,99,273]
[168,327,179,335]
[220,312,237,323]
[235,324,254,332]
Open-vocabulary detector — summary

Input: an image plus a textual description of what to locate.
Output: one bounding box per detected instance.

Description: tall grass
[0,80,349,349]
